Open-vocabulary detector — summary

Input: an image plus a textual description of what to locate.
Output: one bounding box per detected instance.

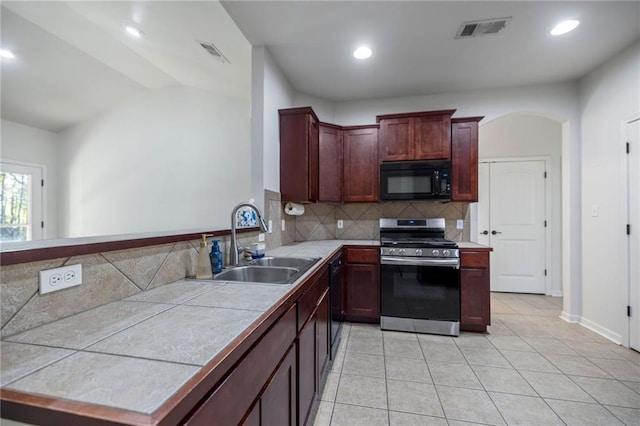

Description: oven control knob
[389,248,396,255]
[399,249,406,255]
[415,249,423,256]
[432,249,440,257]
[443,250,451,257]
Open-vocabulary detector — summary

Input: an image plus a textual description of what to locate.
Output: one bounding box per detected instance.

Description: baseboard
[579,317,623,345]
[560,311,581,323]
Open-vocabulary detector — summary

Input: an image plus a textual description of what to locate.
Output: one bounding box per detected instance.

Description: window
[0,162,43,242]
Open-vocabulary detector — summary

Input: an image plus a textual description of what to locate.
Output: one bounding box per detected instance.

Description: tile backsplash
[292,201,471,242]
[1,232,259,337]
[0,189,470,338]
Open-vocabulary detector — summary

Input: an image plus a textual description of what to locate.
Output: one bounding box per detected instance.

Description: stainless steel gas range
[379,218,461,336]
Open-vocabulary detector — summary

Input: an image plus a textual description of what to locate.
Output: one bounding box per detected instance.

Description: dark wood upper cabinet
[377,110,456,161]
[319,123,343,202]
[343,125,379,202]
[451,117,483,202]
[279,107,319,203]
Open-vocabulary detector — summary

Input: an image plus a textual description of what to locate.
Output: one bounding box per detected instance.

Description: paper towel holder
[284,202,305,216]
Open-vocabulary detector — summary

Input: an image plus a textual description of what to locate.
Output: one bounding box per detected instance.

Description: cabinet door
[316,289,330,381]
[460,268,490,331]
[414,113,452,160]
[451,119,480,201]
[319,123,343,202]
[308,117,320,202]
[379,117,414,161]
[261,345,297,426]
[297,317,316,426]
[343,126,379,202]
[279,107,319,203]
[344,263,380,322]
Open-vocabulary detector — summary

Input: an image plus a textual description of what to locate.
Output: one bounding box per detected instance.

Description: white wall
[0,120,58,238]
[333,82,583,321]
[479,114,563,297]
[579,40,640,344]
[260,47,295,193]
[57,86,251,238]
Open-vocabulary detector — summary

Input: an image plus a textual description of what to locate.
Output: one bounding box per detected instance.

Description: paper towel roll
[284,202,305,216]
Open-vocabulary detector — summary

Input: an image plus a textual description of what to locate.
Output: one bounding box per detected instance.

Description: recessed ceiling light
[551,20,579,36]
[0,48,15,59]
[125,25,143,38]
[353,46,372,60]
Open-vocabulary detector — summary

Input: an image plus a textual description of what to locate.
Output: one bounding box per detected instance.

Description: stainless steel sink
[213,257,321,284]
[250,256,318,269]
[214,265,300,284]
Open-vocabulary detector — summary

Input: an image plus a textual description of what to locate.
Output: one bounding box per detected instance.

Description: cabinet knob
[481,230,489,235]
[491,230,502,235]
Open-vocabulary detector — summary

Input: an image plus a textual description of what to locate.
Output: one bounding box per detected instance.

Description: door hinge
[628,305,632,317]
[41,221,44,229]
[41,179,44,187]
[544,220,547,227]
[544,171,547,178]
[627,142,630,154]
[544,269,547,276]
[628,224,631,235]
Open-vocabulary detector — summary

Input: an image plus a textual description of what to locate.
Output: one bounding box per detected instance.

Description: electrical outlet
[591,204,599,217]
[268,220,273,234]
[40,264,82,295]
[281,219,286,231]
[337,219,344,229]
[456,219,464,229]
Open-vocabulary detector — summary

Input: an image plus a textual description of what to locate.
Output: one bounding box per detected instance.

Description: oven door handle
[381,256,460,269]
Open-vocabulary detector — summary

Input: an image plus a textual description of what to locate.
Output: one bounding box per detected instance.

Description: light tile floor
[313,293,640,426]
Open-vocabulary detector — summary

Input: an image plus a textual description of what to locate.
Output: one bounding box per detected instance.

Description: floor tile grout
[315,293,640,426]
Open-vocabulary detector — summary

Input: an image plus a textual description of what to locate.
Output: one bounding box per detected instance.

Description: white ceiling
[1,1,251,132]
[2,1,638,133]
[222,0,640,102]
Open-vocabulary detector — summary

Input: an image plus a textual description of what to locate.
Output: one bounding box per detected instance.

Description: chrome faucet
[230,202,268,265]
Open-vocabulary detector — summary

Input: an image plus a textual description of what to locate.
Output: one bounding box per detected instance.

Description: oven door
[380,257,460,322]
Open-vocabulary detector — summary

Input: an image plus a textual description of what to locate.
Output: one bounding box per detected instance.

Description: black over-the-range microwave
[380,160,452,201]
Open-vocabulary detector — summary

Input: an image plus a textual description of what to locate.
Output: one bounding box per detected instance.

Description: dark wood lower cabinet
[316,290,330,380]
[460,249,491,332]
[343,247,380,323]
[259,345,297,426]
[298,287,330,426]
[297,317,316,426]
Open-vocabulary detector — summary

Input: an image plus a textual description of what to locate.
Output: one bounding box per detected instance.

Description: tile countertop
[0,239,377,418]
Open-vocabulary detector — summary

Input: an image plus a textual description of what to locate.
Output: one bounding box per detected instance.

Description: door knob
[481,230,489,235]
[491,230,502,235]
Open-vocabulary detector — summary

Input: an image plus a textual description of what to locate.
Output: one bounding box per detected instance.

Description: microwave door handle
[433,171,440,195]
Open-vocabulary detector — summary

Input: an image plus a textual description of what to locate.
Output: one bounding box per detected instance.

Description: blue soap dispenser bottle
[210,239,223,274]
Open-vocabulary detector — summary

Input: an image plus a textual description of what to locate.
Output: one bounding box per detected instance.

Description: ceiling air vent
[456,17,512,39]
[198,40,230,64]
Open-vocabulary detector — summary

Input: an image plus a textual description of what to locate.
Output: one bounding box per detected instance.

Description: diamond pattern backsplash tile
[294,201,471,241]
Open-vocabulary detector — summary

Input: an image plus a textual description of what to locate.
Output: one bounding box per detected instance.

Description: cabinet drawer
[345,247,379,264]
[297,267,328,331]
[298,276,320,331]
[460,251,489,268]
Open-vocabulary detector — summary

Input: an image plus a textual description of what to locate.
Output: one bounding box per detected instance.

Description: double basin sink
[213,256,320,285]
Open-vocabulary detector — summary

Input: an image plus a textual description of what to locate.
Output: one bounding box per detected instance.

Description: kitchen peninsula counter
[0,240,377,425]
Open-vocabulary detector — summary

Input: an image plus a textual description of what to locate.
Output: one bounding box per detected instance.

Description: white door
[0,162,43,241]
[627,119,640,351]
[478,160,546,294]
[477,163,491,247]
